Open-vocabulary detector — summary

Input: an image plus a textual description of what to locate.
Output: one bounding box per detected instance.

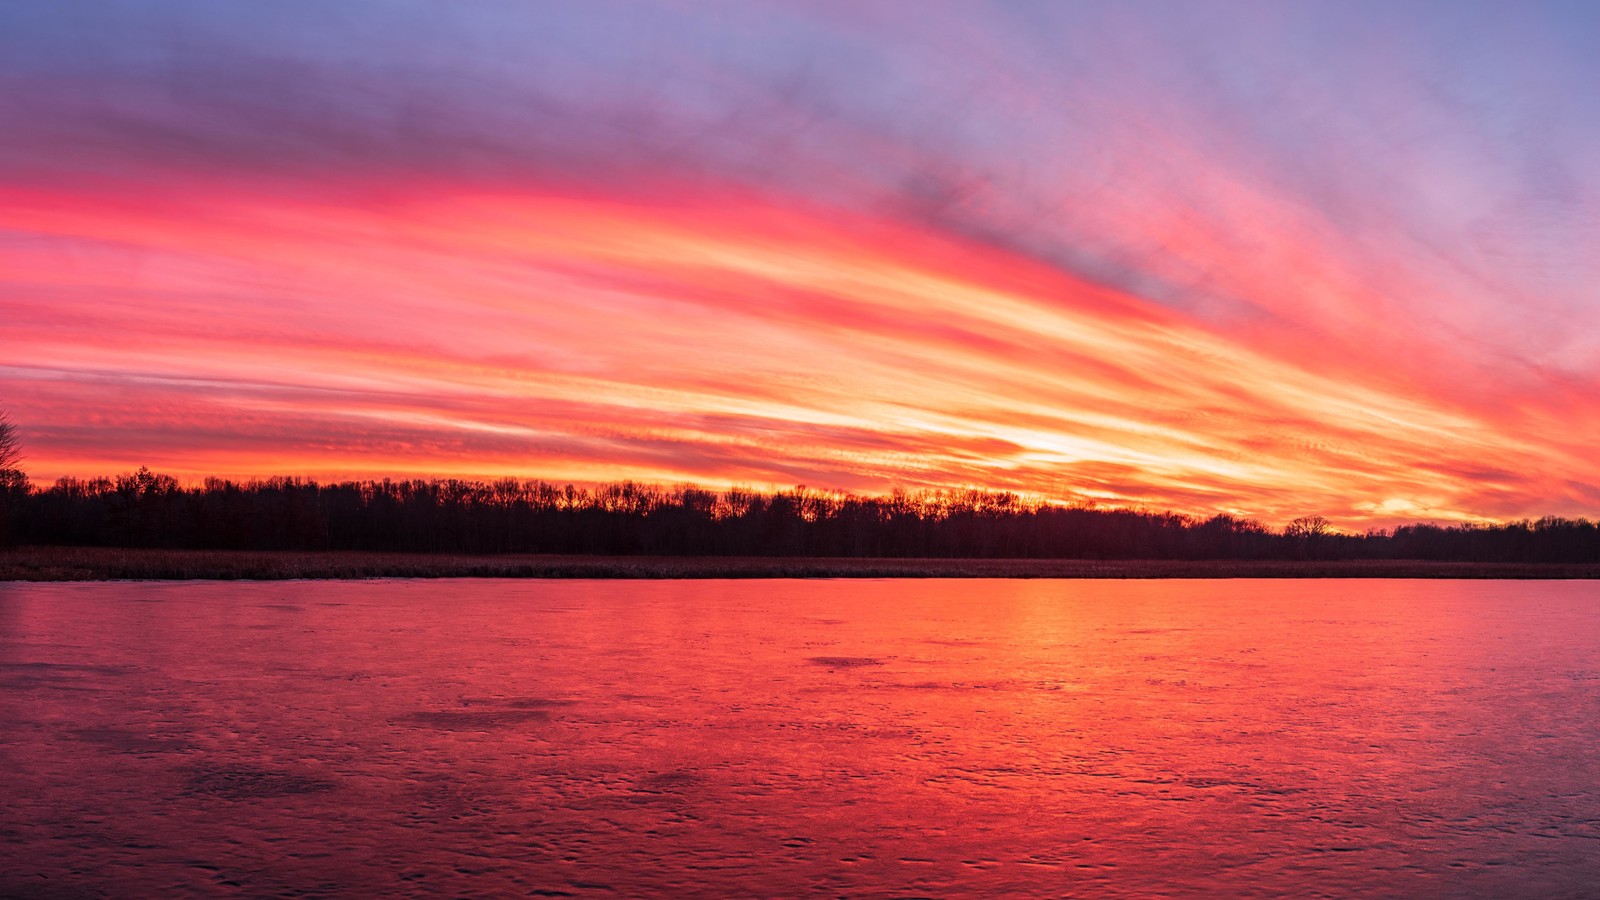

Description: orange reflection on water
[3,579,1598,895]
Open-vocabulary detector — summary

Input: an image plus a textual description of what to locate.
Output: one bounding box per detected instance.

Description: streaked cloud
[3,1,1598,527]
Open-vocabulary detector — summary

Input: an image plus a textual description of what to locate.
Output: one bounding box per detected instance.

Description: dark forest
[2,467,1597,563]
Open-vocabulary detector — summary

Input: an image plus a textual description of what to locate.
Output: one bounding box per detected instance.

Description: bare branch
[0,410,21,472]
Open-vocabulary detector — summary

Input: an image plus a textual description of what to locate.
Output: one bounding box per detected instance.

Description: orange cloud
[4,181,1598,528]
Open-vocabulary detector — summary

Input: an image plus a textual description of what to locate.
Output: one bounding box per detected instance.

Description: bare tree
[0,410,19,473]
[0,411,22,547]
[1284,515,1331,538]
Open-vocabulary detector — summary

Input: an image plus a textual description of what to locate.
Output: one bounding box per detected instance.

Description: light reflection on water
[2,578,1598,897]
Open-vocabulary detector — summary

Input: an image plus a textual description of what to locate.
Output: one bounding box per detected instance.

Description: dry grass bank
[2,546,1597,580]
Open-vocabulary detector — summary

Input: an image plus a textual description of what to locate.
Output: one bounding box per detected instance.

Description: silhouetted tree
[1284,515,1331,538]
[4,468,1598,563]
[0,411,19,473]
[0,411,25,547]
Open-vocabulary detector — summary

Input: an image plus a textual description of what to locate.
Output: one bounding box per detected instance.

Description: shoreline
[2,547,1597,581]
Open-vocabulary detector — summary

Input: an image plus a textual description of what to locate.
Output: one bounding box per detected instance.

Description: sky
[3,1,1599,529]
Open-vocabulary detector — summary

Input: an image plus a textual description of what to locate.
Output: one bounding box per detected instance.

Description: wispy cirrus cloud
[3,1,1599,527]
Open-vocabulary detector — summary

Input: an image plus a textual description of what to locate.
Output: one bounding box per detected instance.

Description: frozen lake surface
[3,578,1599,897]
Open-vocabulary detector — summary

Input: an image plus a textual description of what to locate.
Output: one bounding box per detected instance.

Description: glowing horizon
[4,2,1600,529]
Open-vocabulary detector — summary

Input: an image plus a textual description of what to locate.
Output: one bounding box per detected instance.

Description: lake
[2,578,1598,897]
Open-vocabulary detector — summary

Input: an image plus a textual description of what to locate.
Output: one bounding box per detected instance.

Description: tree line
[2,466,1597,563]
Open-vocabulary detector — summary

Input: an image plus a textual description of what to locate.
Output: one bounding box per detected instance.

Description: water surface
[2,579,1598,897]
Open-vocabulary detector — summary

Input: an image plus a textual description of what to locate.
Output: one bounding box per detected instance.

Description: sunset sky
[3,1,1599,528]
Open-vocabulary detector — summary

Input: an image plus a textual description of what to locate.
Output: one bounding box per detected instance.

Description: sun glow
[5,178,1597,528]
[4,2,1599,529]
